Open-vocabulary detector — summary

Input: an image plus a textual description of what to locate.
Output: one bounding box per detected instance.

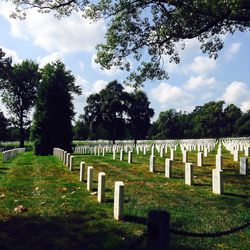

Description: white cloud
[240,101,250,113]
[36,52,64,68]
[188,56,217,75]
[222,81,250,104]
[226,42,241,59]
[92,80,108,93]
[185,75,216,90]
[151,82,192,104]
[1,46,22,64]
[0,2,105,53]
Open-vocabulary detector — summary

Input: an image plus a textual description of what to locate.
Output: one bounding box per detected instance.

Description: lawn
[0,144,249,249]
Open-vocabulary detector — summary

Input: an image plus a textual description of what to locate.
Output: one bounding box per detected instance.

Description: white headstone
[87,166,93,191]
[197,152,203,167]
[185,163,193,185]
[149,155,155,172]
[165,159,172,178]
[114,181,124,220]
[98,172,106,203]
[80,162,85,182]
[216,154,222,171]
[233,150,239,162]
[183,150,188,163]
[128,151,132,164]
[212,169,223,195]
[240,157,248,175]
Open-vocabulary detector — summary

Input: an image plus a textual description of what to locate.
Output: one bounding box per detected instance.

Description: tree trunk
[19,110,24,148]
[134,138,137,146]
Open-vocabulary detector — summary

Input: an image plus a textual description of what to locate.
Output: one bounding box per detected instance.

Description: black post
[147,209,170,250]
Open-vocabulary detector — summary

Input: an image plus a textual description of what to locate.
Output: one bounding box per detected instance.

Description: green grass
[0,146,249,249]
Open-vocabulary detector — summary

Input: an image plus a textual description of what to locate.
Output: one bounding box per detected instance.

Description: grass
[0,145,249,249]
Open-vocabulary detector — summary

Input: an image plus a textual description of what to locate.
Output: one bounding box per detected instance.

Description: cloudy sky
[0,2,250,121]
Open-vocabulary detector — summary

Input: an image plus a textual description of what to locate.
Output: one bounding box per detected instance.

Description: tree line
[1,48,249,155]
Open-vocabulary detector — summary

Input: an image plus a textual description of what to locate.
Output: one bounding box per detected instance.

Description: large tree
[84,81,154,142]
[8,0,250,86]
[0,110,9,141]
[125,90,154,144]
[0,59,40,147]
[32,61,81,155]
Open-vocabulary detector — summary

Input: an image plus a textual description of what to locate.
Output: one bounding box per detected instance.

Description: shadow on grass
[124,215,147,225]
[0,211,145,250]
[193,183,211,187]
[224,192,250,199]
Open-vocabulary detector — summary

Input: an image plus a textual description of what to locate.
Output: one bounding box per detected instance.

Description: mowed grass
[0,146,249,249]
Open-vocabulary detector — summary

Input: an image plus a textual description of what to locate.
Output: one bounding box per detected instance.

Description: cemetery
[0,138,249,249]
[0,1,250,249]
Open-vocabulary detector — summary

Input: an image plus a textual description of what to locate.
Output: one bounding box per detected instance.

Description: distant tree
[192,101,225,138]
[84,81,154,142]
[125,91,154,144]
[9,1,250,86]
[223,104,242,136]
[84,93,102,139]
[99,81,127,143]
[32,61,81,155]
[73,115,90,140]
[0,59,40,147]
[234,111,250,136]
[154,109,181,139]
[0,110,9,141]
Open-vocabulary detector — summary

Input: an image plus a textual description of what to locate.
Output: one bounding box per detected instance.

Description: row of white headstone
[2,148,25,162]
[53,147,125,220]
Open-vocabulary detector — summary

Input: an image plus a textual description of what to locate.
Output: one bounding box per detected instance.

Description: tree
[73,115,90,140]
[0,59,40,147]
[223,104,242,136]
[9,0,250,86]
[98,80,127,142]
[84,81,154,142]
[0,48,12,80]
[191,101,225,138]
[125,91,154,144]
[234,111,250,136]
[0,111,9,141]
[32,61,81,155]
[84,93,102,139]
[154,109,181,139]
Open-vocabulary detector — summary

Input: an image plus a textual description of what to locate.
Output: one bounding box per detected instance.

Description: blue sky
[0,2,250,122]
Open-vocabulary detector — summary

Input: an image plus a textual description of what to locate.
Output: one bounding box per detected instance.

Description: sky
[0,2,250,122]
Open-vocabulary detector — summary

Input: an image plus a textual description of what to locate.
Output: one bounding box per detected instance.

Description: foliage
[73,115,90,140]
[32,61,81,155]
[0,110,9,141]
[8,0,250,86]
[150,101,249,139]
[0,48,12,80]
[84,80,154,142]
[234,111,250,136]
[0,58,40,147]
[125,90,154,144]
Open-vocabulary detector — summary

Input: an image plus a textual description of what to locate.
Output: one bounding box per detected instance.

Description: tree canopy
[0,59,40,147]
[32,61,81,155]
[8,0,250,86]
[149,101,248,139]
[84,80,154,143]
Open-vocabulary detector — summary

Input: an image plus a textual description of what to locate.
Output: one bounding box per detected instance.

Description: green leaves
[7,0,250,85]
